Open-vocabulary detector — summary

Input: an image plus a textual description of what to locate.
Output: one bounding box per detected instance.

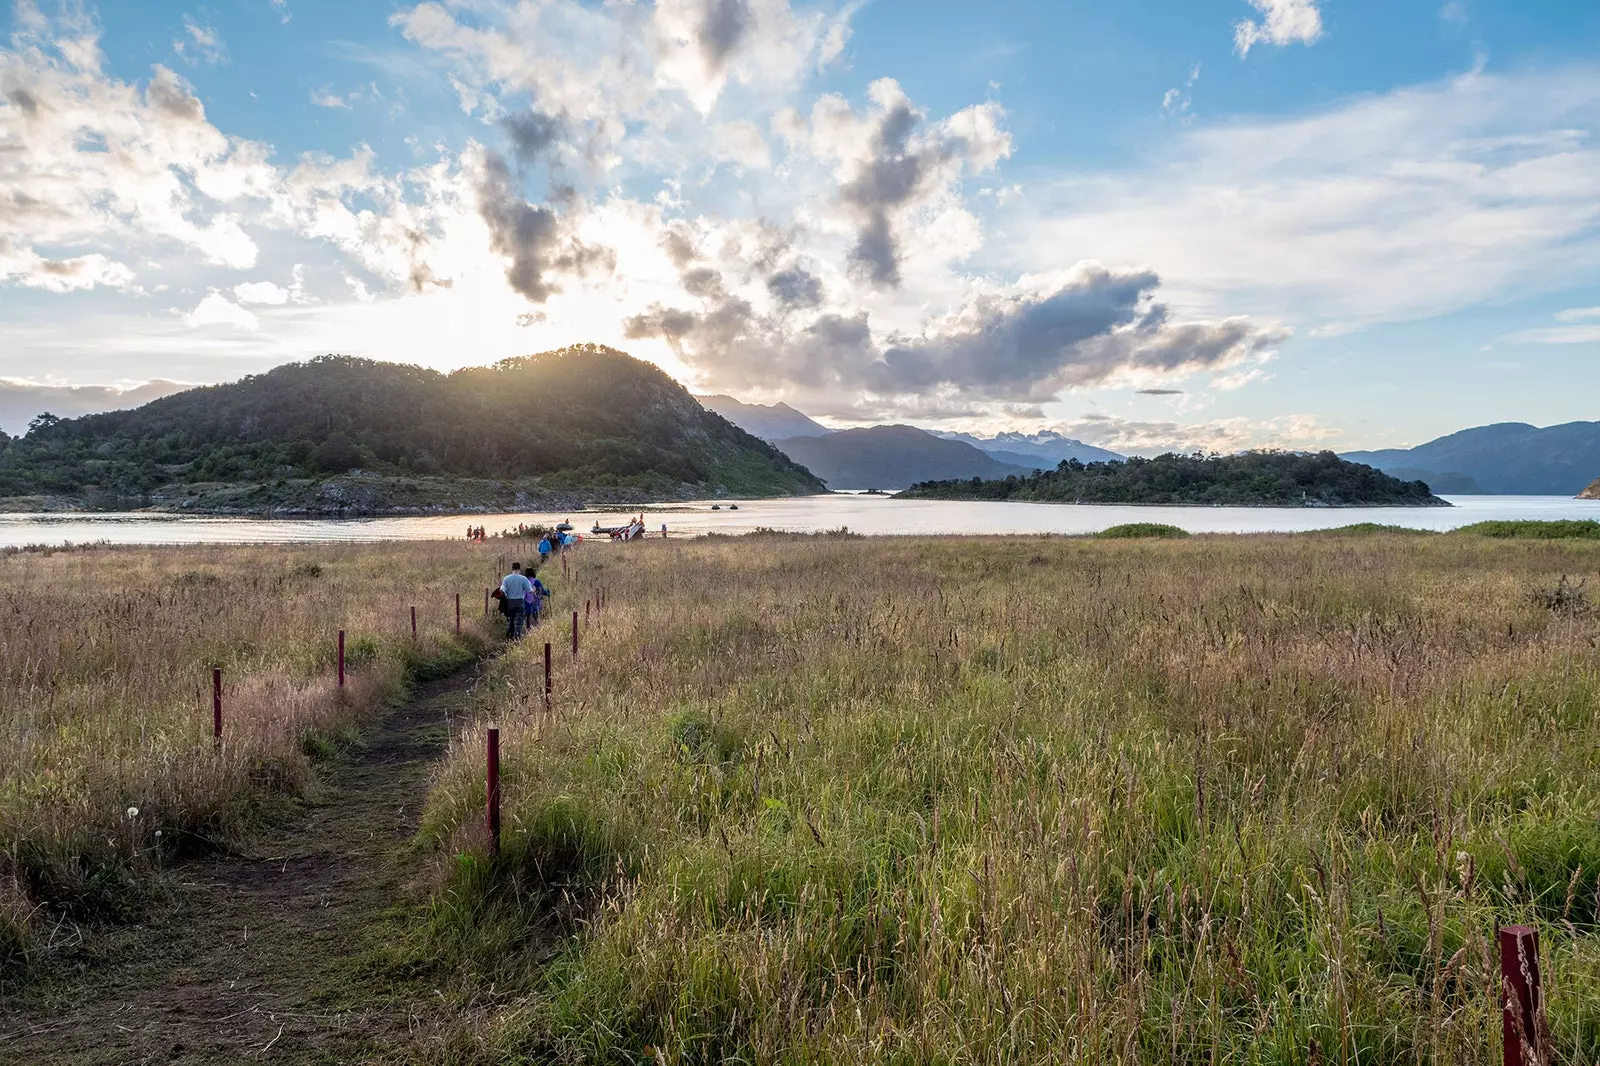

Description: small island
[897,450,1450,507]
[1581,478,1600,500]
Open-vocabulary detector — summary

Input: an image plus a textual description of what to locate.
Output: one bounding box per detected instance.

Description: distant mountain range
[1342,422,1600,496]
[699,395,829,442]
[705,397,1125,488]
[772,426,1034,490]
[932,430,1126,469]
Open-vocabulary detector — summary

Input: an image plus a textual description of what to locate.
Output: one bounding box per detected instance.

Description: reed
[0,538,501,968]
[420,533,1600,1064]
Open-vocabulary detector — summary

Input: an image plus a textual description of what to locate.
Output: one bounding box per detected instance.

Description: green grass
[413,535,1600,1064]
[1302,523,1439,536]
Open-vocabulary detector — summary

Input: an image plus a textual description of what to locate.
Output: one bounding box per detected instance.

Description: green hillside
[0,345,825,513]
[899,451,1449,507]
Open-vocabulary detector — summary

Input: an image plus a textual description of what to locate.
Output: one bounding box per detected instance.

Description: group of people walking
[494,561,550,639]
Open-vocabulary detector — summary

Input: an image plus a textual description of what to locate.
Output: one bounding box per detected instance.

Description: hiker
[526,568,550,625]
[500,561,533,639]
[537,534,553,562]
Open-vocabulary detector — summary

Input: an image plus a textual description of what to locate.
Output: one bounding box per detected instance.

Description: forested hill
[0,346,825,512]
[899,451,1449,507]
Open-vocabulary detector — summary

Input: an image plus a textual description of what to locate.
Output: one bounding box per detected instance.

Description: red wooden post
[212,668,222,740]
[485,727,501,858]
[1501,925,1545,1066]
[571,610,579,659]
[411,605,417,639]
[544,641,552,710]
[337,630,345,688]
[455,593,461,635]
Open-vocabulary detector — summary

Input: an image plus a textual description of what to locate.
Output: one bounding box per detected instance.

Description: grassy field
[417,532,1600,1065]
[0,539,509,970]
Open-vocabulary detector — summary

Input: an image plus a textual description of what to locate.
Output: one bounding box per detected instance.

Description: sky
[2,0,1599,452]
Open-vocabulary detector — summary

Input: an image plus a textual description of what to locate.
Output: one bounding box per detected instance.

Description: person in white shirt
[500,562,534,639]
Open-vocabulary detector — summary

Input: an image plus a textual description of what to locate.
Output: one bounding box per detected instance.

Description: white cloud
[1555,305,1600,322]
[1005,66,1600,331]
[0,239,136,291]
[233,280,290,305]
[1234,0,1323,57]
[175,15,227,65]
[182,292,259,330]
[1051,412,1342,457]
[270,0,291,24]
[311,88,351,109]
[1502,306,1600,345]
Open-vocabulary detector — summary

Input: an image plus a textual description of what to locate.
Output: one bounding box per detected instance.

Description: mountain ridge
[1342,421,1600,495]
[0,347,825,513]
[772,425,1034,490]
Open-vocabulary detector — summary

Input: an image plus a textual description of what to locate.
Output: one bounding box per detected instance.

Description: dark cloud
[476,150,612,303]
[4,87,39,115]
[502,109,564,165]
[767,266,822,308]
[623,265,1285,411]
[840,98,938,287]
[1137,388,1183,395]
[698,0,754,70]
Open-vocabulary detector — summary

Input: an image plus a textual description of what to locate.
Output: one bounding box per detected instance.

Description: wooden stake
[486,727,501,858]
[1501,925,1545,1066]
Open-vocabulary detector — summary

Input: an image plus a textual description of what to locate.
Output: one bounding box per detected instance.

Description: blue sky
[1,0,1598,452]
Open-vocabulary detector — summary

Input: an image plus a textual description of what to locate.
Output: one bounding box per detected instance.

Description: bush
[1453,520,1600,540]
[1095,523,1191,539]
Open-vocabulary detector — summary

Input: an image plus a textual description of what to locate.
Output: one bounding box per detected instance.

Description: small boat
[711,504,722,511]
[729,504,739,510]
[556,520,574,531]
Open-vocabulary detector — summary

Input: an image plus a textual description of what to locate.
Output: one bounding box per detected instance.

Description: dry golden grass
[420,533,1600,1065]
[0,538,510,966]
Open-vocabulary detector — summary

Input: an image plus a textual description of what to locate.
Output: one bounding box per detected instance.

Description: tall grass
[421,533,1600,1064]
[0,539,509,969]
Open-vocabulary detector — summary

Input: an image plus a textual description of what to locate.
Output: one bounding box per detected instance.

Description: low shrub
[1095,522,1191,539]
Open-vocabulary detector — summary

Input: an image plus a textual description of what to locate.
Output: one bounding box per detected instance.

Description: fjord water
[1,494,1598,549]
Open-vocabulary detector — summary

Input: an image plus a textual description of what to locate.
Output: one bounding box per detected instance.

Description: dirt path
[0,666,485,1065]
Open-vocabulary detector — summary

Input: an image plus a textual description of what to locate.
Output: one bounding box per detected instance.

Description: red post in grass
[485,727,501,859]
[586,599,591,625]
[455,593,461,635]
[1501,925,1545,1066]
[212,668,222,740]
[571,610,579,659]
[411,605,418,639]
[544,641,552,711]
[337,630,346,688]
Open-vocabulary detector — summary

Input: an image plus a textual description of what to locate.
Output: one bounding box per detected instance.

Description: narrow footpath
[0,666,484,1065]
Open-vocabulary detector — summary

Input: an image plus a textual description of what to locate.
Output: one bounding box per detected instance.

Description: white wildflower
[126,806,140,820]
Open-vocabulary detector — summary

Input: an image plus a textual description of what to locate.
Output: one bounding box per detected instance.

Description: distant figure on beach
[500,562,533,639]
[661,522,668,538]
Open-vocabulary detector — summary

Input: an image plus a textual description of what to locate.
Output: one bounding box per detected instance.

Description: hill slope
[1581,479,1600,500]
[1342,421,1600,495]
[934,430,1125,467]
[900,451,1449,507]
[699,395,829,441]
[0,346,825,513]
[772,426,1033,490]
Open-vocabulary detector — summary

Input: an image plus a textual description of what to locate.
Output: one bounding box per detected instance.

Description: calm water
[0,495,1597,550]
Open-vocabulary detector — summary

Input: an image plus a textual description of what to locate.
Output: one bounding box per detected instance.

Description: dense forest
[899,451,1449,506]
[0,346,825,509]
